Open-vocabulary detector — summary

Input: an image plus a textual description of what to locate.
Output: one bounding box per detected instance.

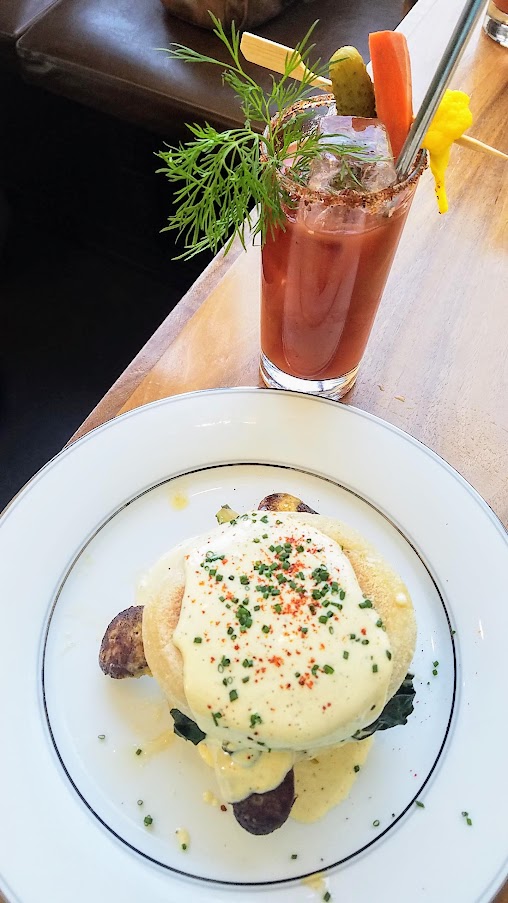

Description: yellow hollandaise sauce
[291,737,372,822]
[172,512,392,802]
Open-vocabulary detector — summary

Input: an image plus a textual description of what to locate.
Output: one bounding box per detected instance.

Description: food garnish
[368,31,413,159]
[329,46,375,116]
[157,19,391,259]
[422,90,473,213]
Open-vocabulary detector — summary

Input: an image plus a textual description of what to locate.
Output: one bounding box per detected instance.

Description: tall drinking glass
[260,96,427,398]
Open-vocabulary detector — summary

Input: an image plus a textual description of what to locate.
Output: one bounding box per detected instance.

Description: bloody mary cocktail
[260,97,426,398]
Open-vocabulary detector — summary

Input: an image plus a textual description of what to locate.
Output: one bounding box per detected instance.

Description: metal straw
[396,0,486,178]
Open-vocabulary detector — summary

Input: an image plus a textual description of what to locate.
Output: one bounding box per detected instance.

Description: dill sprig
[156,17,376,260]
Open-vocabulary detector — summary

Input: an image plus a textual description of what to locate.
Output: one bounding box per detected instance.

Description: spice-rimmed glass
[260,95,427,399]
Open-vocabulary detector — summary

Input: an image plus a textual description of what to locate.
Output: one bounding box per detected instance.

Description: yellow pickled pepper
[422,90,473,213]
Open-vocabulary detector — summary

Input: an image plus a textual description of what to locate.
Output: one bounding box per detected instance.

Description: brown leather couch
[0,0,59,66]
[12,0,406,135]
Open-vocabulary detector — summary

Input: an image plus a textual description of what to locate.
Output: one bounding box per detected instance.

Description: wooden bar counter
[63,3,506,901]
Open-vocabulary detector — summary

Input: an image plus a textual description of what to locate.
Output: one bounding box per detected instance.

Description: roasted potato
[232,768,295,835]
[99,605,150,679]
[258,493,317,514]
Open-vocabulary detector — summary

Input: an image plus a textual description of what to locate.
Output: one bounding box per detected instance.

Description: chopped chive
[362,639,370,645]
[137,799,143,806]
[433,661,439,667]
[386,650,392,660]
[260,515,268,523]
[262,625,270,634]
[339,589,346,600]
[343,651,349,659]
[181,843,188,850]
[372,819,380,827]
[291,853,298,860]
[301,627,308,634]
[296,545,304,553]
[354,765,360,773]
[242,676,250,683]
[323,664,334,674]
[415,800,425,808]
[372,664,378,673]
[250,713,262,727]
[432,669,438,676]
[359,600,373,609]
[240,576,249,585]
[144,815,153,826]
[229,689,238,702]
[324,892,331,902]
[97,734,106,740]
[135,748,142,756]
[212,712,222,726]
[193,636,202,644]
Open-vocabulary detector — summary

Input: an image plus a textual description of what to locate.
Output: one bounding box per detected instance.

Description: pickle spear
[329,46,376,117]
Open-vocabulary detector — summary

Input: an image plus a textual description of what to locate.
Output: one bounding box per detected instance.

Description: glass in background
[483,0,508,46]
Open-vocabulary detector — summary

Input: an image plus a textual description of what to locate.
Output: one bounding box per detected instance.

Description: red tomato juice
[261,201,411,381]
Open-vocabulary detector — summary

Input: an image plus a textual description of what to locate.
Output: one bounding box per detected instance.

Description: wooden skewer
[240,32,331,90]
[240,32,508,162]
[454,134,508,160]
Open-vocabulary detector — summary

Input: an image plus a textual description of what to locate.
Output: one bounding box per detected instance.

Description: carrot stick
[369,31,413,159]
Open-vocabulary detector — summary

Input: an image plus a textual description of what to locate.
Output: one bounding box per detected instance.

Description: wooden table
[67,2,507,900]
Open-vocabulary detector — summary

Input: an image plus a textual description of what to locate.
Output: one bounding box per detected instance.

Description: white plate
[1,388,507,903]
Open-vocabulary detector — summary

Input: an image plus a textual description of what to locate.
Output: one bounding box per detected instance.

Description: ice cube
[307,116,397,193]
